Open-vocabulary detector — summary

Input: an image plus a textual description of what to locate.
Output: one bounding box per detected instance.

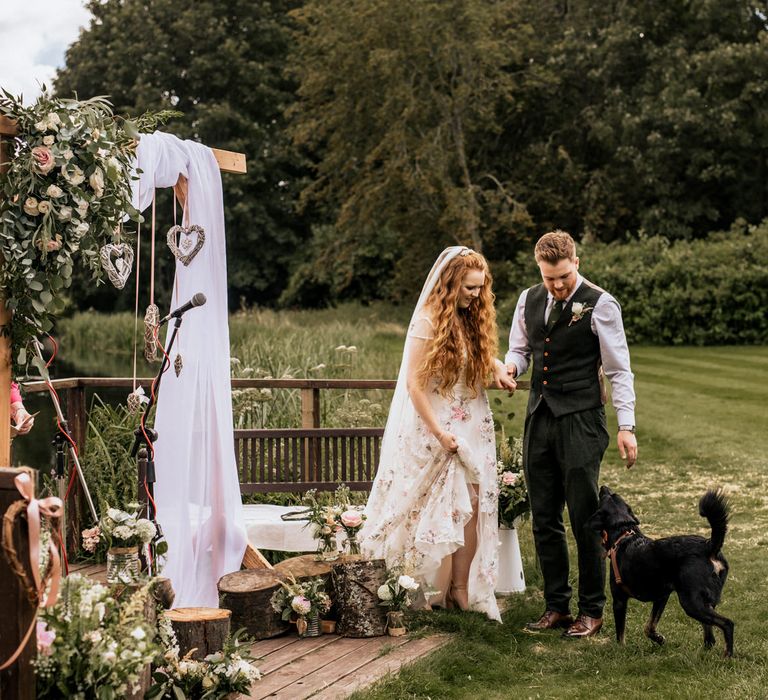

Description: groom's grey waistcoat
[524,281,605,417]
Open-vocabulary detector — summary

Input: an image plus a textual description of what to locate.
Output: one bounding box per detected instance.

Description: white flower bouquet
[377,568,420,613]
[100,502,157,549]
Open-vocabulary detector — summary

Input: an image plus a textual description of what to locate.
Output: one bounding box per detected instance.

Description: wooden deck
[69,561,451,699]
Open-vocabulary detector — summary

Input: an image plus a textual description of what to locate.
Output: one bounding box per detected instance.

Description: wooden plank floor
[246,632,450,699]
[69,560,108,584]
[69,562,452,699]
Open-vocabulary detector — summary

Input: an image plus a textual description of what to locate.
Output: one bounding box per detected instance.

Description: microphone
[159,293,207,325]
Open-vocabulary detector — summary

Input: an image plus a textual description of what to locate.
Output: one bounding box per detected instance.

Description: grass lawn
[353,345,768,700]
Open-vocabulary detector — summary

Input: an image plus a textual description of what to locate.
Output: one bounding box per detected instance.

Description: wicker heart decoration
[99,243,134,289]
[167,224,205,267]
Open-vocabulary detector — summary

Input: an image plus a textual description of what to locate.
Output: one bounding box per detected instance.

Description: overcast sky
[0,0,92,104]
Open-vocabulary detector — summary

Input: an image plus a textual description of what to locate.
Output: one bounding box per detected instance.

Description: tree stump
[274,553,333,585]
[331,557,387,638]
[218,569,289,640]
[165,607,231,660]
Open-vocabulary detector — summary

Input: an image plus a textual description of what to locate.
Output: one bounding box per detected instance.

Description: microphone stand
[130,315,184,575]
[32,340,99,530]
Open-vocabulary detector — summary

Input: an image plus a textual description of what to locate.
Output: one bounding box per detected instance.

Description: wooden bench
[235,428,384,493]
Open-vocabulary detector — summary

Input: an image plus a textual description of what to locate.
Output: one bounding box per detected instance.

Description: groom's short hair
[535,230,576,263]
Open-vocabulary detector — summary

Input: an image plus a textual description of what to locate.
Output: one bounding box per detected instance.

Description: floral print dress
[360,316,500,621]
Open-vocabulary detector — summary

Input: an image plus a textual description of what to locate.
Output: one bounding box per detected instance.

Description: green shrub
[496,220,768,345]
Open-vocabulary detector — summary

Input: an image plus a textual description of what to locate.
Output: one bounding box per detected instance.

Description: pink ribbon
[0,472,64,671]
[13,472,63,608]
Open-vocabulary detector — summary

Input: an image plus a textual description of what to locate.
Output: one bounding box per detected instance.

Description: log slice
[331,557,388,637]
[218,569,289,640]
[164,607,231,660]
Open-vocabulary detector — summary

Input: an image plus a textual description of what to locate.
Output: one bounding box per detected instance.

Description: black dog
[588,485,734,656]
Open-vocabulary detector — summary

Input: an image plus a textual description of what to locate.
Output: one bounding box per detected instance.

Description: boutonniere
[568,301,594,326]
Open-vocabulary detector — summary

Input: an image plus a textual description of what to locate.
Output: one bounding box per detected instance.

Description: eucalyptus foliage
[0,90,176,372]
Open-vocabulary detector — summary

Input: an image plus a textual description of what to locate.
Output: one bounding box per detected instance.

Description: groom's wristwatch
[618,425,636,434]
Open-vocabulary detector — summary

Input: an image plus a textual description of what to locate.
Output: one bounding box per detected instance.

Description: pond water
[12,351,153,474]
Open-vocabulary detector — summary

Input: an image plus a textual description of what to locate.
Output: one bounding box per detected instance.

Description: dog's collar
[603,530,637,596]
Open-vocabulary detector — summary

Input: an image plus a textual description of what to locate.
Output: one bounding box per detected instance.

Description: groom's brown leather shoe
[562,614,603,638]
[525,610,574,631]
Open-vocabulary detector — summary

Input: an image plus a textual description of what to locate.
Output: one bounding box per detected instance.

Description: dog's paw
[646,630,666,645]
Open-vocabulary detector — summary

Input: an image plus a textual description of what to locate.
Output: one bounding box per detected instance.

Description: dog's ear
[586,509,604,532]
[626,505,640,525]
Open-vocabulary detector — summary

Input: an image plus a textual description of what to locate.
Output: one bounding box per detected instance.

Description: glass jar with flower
[270,575,332,638]
[377,568,420,636]
[99,503,157,584]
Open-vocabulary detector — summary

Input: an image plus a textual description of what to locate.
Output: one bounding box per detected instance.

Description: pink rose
[501,471,518,486]
[340,510,363,528]
[31,146,55,174]
[37,621,56,655]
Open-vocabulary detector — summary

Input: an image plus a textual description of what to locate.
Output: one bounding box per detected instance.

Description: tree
[54,0,310,310]
[286,0,533,302]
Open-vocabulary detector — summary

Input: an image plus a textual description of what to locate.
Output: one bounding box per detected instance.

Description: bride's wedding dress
[360,249,500,621]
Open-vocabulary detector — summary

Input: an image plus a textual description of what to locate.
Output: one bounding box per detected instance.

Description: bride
[360,247,515,621]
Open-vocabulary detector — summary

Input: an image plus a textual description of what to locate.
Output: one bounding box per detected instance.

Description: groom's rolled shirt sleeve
[592,295,636,426]
[505,289,531,376]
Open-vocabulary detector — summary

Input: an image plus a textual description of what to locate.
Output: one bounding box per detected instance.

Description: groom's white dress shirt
[505,274,636,427]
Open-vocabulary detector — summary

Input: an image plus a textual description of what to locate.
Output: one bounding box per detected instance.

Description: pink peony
[37,621,55,655]
[31,146,55,174]
[291,595,312,615]
[340,510,363,528]
[501,471,518,487]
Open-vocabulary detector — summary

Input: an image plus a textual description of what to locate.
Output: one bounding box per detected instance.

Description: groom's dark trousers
[522,281,609,619]
[524,402,609,618]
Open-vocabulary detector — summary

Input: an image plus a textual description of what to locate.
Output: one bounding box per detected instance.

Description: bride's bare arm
[406,337,458,452]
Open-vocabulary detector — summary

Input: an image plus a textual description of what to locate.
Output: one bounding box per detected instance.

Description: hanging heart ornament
[144,304,160,362]
[167,224,205,266]
[99,243,135,289]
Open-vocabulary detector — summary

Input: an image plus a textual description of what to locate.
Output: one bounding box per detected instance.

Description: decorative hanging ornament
[174,353,184,377]
[167,224,205,266]
[100,243,135,289]
[127,386,149,414]
[144,304,160,362]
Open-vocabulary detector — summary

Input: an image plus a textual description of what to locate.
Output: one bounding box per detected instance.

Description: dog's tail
[699,489,730,555]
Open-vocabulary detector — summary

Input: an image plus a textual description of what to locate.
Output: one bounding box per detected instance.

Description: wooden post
[301,387,320,481]
[0,467,37,699]
[0,120,15,468]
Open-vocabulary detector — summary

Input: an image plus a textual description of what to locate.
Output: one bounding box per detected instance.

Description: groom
[505,230,637,638]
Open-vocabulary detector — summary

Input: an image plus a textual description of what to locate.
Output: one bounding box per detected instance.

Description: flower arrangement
[377,569,420,613]
[34,574,160,698]
[497,433,530,528]
[0,89,177,369]
[99,502,157,549]
[300,488,344,559]
[270,575,332,636]
[148,626,260,699]
[297,484,367,557]
[377,567,420,635]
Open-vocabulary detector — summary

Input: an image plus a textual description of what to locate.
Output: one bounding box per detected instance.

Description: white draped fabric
[360,247,500,621]
[131,131,247,608]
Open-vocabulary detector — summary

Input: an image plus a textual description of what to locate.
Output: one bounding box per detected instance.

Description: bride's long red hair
[417,251,498,396]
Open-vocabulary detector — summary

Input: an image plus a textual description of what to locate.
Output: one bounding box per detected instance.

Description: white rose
[46,184,63,198]
[46,113,61,129]
[23,197,39,216]
[34,121,47,132]
[89,168,105,197]
[62,148,74,161]
[37,201,51,215]
[572,302,584,316]
[61,163,85,186]
[377,584,393,601]
[57,206,73,221]
[43,135,55,146]
[397,574,419,591]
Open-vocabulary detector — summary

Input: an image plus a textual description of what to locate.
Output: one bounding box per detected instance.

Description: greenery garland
[0,89,177,373]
